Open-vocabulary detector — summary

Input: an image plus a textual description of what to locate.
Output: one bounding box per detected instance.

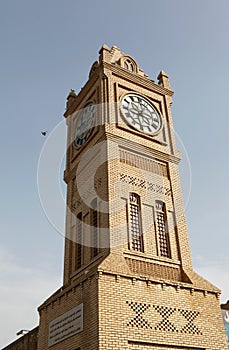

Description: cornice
[97,269,220,295]
[102,61,174,97]
[64,66,103,118]
[64,131,181,183]
[64,60,173,119]
[38,265,219,313]
[106,132,181,164]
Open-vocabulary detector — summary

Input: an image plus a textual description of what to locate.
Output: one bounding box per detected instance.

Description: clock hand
[139,100,150,113]
[129,108,139,117]
[141,116,151,125]
[131,101,141,112]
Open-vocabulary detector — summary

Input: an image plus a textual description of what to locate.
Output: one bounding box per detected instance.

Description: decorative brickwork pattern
[120,149,169,178]
[125,258,181,281]
[178,309,202,335]
[153,305,177,332]
[120,173,171,196]
[35,45,227,350]
[127,302,202,336]
[126,301,152,329]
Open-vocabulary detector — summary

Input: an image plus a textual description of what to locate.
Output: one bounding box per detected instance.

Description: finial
[157,70,170,89]
[99,44,110,54]
[68,89,77,97]
[66,89,77,110]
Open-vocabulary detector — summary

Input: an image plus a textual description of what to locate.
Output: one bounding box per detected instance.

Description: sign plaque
[48,304,83,347]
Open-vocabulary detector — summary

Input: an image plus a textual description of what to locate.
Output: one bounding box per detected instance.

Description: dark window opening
[155,200,171,258]
[76,212,82,269]
[91,198,99,257]
[129,193,144,252]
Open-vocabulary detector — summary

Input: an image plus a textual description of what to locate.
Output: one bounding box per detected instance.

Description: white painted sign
[48,304,83,347]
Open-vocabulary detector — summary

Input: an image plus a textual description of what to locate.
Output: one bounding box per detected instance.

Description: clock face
[120,94,162,135]
[74,103,95,148]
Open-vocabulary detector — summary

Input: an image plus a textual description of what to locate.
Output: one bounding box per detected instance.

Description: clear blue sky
[0,0,228,347]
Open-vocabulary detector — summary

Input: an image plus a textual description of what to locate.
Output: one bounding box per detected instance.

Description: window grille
[129,193,143,252]
[155,201,170,258]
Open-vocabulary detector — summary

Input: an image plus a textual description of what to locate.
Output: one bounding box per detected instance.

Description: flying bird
[41,131,48,136]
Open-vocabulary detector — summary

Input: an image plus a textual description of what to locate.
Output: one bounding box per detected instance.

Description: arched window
[124,58,134,72]
[76,212,83,269]
[91,198,99,257]
[129,193,144,252]
[155,200,171,258]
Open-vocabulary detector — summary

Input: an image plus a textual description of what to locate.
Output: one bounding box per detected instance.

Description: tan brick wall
[98,272,227,350]
[36,45,227,350]
[38,274,99,350]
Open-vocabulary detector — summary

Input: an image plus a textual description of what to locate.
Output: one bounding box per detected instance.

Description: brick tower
[37,45,227,350]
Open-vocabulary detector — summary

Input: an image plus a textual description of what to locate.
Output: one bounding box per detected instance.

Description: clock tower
[37,45,227,350]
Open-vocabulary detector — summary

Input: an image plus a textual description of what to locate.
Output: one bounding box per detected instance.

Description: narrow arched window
[91,198,99,257]
[124,59,134,72]
[76,212,83,269]
[129,193,144,252]
[155,200,171,258]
